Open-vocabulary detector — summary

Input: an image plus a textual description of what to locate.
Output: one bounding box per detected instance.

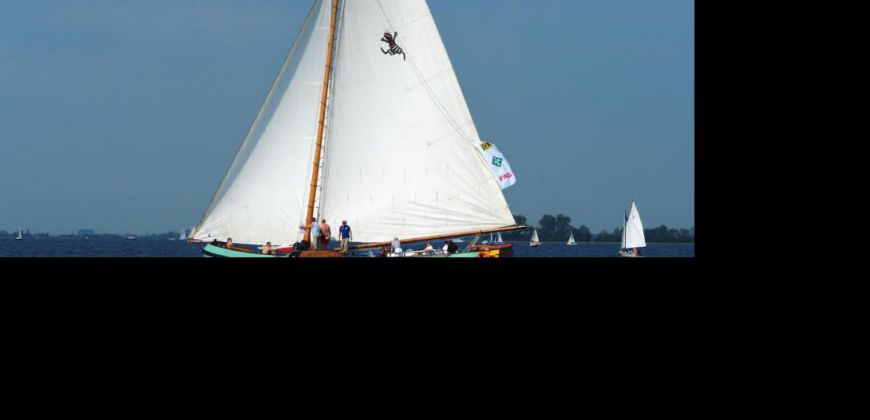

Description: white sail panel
[624,202,647,249]
[193,0,333,245]
[319,0,515,243]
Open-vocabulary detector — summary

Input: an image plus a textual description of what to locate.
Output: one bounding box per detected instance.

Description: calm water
[0,239,693,258]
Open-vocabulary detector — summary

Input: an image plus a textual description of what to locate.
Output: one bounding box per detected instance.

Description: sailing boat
[619,201,647,257]
[15,227,22,241]
[192,0,524,258]
[567,231,577,246]
[495,232,504,244]
[179,228,187,241]
[530,229,541,248]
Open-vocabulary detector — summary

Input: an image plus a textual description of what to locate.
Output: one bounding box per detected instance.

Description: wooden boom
[348,225,528,251]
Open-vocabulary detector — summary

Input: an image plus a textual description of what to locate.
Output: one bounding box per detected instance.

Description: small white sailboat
[179,228,187,241]
[619,201,646,257]
[567,231,577,246]
[495,232,504,244]
[16,227,22,240]
[530,229,541,247]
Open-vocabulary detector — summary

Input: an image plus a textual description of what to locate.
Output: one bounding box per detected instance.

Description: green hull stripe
[202,244,283,258]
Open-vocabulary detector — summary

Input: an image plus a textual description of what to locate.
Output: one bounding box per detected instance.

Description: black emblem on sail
[380,32,406,61]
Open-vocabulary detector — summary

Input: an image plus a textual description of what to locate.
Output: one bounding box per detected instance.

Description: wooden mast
[304,0,340,244]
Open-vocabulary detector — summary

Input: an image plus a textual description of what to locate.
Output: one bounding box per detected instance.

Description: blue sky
[0,0,693,235]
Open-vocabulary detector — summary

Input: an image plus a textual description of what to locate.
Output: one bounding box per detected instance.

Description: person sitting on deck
[262,242,273,255]
[391,237,403,254]
[445,240,459,255]
[423,241,434,254]
[380,247,390,257]
[225,238,244,252]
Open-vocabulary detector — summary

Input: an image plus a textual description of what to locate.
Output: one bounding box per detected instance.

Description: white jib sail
[624,202,647,249]
[318,0,516,243]
[567,232,576,245]
[193,0,334,245]
[530,229,540,244]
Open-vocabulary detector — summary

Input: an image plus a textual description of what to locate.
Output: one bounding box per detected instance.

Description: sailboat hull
[618,250,644,258]
[202,243,288,258]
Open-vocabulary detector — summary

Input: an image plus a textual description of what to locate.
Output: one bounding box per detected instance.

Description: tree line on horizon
[0,229,182,240]
[501,214,694,243]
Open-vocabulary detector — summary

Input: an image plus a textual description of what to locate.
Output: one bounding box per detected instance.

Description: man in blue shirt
[338,220,353,253]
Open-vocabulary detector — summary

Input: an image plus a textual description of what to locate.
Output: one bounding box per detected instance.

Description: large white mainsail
[194,0,519,247]
[318,0,516,243]
[193,0,334,245]
[624,201,647,249]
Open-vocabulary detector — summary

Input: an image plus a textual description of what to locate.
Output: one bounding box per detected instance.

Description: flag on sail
[480,141,516,190]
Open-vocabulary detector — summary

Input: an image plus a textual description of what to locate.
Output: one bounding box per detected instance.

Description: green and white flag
[480,142,516,190]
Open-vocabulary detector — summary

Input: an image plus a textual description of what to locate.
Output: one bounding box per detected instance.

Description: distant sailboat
[495,232,504,244]
[567,231,577,246]
[530,229,541,247]
[619,201,646,257]
[179,228,187,241]
[16,227,22,240]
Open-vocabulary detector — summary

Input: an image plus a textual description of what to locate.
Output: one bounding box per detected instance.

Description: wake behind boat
[190,0,525,258]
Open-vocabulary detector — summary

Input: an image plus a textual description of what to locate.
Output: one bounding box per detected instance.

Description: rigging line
[195,0,322,235]
[373,1,511,216]
[304,0,339,243]
[373,0,508,202]
[374,0,476,146]
[318,0,347,219]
